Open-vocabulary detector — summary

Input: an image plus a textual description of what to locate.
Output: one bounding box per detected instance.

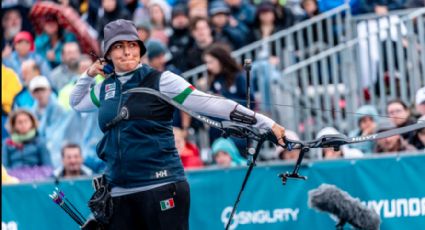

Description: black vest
[96,65,186,188]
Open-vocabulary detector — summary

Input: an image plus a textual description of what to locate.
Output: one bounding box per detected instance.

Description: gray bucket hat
[103,19,147,59]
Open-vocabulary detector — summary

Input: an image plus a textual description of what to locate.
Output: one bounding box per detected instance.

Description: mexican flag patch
[160,198,175,211]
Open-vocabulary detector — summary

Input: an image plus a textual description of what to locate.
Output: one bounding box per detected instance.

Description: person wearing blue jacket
[211,137,247,167]
[209,1,249,49]
[3,31,51,80]
[2,109,52,170]
[70,19,286,229]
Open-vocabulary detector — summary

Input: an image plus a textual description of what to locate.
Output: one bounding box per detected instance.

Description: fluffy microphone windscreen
[308,184,381,230]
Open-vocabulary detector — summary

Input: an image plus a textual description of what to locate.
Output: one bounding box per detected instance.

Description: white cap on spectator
[316,127,340,138]
[29,76,50,92]
[416,87,425,105]
[314,127,363,159]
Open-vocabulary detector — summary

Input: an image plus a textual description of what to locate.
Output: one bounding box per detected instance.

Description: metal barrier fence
[351,8,425,114]
[274,8,425,139]
[182,5,425,143]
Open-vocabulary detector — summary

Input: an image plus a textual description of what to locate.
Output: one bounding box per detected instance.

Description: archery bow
[123,87,425,230]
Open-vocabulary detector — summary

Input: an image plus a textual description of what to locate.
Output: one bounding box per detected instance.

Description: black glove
[88,185,113,225]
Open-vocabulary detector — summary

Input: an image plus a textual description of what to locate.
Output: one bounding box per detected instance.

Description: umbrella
[29,1,100,56]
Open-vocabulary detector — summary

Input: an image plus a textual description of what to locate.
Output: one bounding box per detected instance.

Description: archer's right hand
[87,59,106,78]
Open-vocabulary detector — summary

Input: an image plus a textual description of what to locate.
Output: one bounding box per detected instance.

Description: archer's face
[108,41,141,72]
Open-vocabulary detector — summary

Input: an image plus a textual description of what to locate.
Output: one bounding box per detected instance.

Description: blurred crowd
[2,0,424,184]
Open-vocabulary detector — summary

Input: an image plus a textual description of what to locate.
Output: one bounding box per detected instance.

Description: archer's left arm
[159,71,285,141]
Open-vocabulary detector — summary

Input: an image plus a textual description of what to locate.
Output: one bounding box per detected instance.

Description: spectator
[50,42,81,91]
[209,1,248,49]
[316,127,364,159]
[188,0,208,19]
[203,43,254,107]
[3,31,51,78]
[13,59,42,109]
[34,14,77,68]
[135,20,153,42]
[2,109,52,169]
[269,0,296,29]
[275,130,301,160]
[2,5,33,46]
[300,0,320,19]
[250,1,283,43]
[203,43,255,155]
[2,7,23,45]
[348,105,379,154]
[375,119,417,153]
[169,4,193,72]
[409,115,425,150]
[387,99,417,141]
[53,143,93,179]
[301,0,322,22]
[146,40,180,73]
[211,137,246,167]
[225,0,256,28]
[186,16,214,70]
[97,0,132,40]
[173,127,204,169]
[415,87,425,116]
[148,0,172,45]
[29,76,66,142]
[133,0,151,24]
[2,65,22,141]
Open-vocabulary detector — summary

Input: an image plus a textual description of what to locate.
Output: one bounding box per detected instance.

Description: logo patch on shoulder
[105,83,116,92]
[104,83,116,100]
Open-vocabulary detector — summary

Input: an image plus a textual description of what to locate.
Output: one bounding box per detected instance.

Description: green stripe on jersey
[173,85,195,104]
[90,87,100,107]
